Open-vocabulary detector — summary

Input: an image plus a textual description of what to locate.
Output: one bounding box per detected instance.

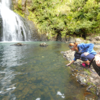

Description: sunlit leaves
[84,0,96,12]
[14,0,100,38]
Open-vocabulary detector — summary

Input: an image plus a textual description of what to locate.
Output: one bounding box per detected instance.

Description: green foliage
[65,0,100,36]
[18,0,22,9]
[14,9,24,18]
[14,0,100,38]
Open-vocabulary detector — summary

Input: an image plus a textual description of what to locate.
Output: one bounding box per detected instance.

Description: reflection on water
[0,42,28,100]
[0,42,97,100]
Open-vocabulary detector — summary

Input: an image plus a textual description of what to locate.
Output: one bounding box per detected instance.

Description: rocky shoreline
[61,37,100,99]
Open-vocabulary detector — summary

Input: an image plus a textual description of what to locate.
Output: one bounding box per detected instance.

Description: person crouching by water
[66,42,97,67]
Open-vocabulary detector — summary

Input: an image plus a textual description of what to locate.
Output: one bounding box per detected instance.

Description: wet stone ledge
[61,49,100,99]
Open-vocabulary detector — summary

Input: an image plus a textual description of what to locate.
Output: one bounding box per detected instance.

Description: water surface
[0,41,96,100]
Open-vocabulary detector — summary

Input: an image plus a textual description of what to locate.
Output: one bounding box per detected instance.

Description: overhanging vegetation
[14,0,100,39]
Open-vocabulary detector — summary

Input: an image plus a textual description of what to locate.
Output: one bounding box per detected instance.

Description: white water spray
[1,0,11,8]
[0,0,32,41]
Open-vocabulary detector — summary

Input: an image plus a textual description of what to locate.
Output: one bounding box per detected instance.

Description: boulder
[40,42,48,47]
[11,43,24,46]
[95,36,100,41]
[75,38,83,43]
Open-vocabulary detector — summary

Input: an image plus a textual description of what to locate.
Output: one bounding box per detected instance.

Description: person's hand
[84,52,89,56]
[66,63,70,66]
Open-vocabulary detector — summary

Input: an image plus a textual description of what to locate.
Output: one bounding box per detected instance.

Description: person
[66,42,97,67]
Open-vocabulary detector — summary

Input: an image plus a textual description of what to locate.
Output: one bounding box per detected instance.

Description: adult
[66,42,97,67]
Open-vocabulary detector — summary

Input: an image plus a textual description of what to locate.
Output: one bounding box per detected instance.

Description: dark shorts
[80,53,95,61]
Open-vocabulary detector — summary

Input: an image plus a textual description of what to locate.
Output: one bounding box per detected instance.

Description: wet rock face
[76,72,89,86]
[27,20,40,41]
[12,0,41,41]
[12,0,32,13]
[12,0,18,9]
[63,50,75,61]
[86,85,96,94]
[26,0,32,6]
[97,87,100,96]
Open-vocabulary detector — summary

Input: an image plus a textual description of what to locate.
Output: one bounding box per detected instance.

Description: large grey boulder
[40,42,48,47]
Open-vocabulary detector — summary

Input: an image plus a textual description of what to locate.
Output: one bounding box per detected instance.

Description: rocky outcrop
[61,43,100,99]
[27,20,40,41]
[40,42,48,47]
[11,43,25,46]
[12,0,41,41]
[12,0,31,16]
[22,0,26,11]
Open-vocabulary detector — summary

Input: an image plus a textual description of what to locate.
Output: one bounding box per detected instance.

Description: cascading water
[0,0,32,41]
[1,0,11,8]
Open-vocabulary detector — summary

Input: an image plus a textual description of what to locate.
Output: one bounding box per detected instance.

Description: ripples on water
[0,42,97,100]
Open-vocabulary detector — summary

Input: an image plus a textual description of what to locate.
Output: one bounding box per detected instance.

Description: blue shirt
[73,43,96,61]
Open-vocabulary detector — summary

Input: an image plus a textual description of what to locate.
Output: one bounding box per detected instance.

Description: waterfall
[1,0,11,8]
[0,0,32,41]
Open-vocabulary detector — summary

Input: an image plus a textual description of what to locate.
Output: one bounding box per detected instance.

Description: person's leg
[81,53,95,65]
[82,60,90,67]
[84,60,90,65]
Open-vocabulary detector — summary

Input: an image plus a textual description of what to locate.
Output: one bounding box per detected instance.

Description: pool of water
[0,41,96,100]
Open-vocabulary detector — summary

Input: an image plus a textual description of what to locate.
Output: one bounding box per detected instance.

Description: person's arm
[79,43,94,53]
[79,43,94,56]
[66,52,78,66]
[85,43,94,53]
[66,60,75,66]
